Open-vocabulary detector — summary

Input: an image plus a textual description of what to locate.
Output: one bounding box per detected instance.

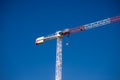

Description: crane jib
[35,16,120,45]
[69,16,120,34]
[84,16,120,30]
[84,18,110,30]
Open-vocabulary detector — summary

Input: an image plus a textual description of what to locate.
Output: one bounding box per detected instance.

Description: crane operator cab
[56,31,63,39]
[56,29,70,38]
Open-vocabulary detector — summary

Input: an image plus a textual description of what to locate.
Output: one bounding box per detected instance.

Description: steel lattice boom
[35,16,120,80]
[56,38,62,80]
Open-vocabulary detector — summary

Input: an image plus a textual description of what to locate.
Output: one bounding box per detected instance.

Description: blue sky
[1,0,120,80]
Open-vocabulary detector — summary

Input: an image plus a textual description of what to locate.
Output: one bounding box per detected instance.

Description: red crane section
[61,16,120,36]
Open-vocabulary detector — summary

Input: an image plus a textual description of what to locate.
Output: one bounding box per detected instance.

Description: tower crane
[35,16,120,80]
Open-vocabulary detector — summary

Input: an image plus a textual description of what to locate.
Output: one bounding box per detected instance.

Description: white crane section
[56,38,62,80]
[35,31,62,45]
[36,31,63,80]
[35,16,120,80]
[84,18,110,30]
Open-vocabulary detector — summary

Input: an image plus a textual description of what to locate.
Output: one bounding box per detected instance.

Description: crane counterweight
[35,36,45,45]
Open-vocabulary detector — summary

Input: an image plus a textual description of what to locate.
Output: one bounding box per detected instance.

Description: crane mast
[35,16,120,80]
[56,38,62,80]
